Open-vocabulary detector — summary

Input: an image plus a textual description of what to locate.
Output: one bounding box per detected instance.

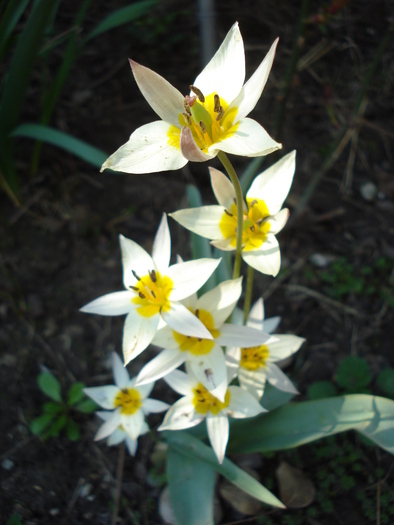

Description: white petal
[266,363,299,394]
[108,428,126,446]
[159,397,203,431]
[269,209,290,235]
[143,398,170,414]
[83,385,119,409]
[169,206,225,240]
[121,410,144,440]
[151,214,171,273]
[206,414,229,464]
[196,278,242,328]
[188,345,228,402]
[213,118,281,158]
[217,324,272,347]
[180,126,215,162]
[152,324,179,349]
[193,22,245,103]
[209,167,237,209]
[247,151,296,215]
[125,436,138,455]
[95,410,122,440]
[268,335,305,361]
[238,367,267,400]
[231,38,278,122]
[129,60,184,125]
[210,238,235,251]
[242,234,281,276]
[262,316,281,334]
[167,258,221,300]
[101,121,188,174]
[111,352,130,389]
[227,386,266,418]
[164,369,193,396]
[247,298,264,330]
[120,234,154,289]
[133,379,154,399]
[122,309,160,364]
[80,290,133,316]
[96,410,111,422]
[136,348,186,385]
[162,302,213,339]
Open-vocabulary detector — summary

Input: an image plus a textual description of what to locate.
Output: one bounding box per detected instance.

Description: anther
[130,286,139,291]
[139,292,146,299]
[149,269,157,282]
[214,94,220,112]
[189,85,205,103]
[183,99,192,115]
[132,270,141,281]
[216,106,224,121]
[233,198,237,204]
[195,309,200,318]
[224,209,233,217]
[185,94,197,107]
[249,199,258,208]
[199,121,207,134]
[151,290,156,298]
[183,112,192,125]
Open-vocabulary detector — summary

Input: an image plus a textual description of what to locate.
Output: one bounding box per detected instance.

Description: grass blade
[0,0,30,64]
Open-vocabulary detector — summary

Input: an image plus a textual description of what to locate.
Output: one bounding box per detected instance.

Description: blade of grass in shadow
[12,124,108,168]
[0,0,30,64]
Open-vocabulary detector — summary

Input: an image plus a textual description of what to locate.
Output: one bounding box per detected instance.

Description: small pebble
[49,509,60,517]
[360,181,377,201]
[2,459,14,470]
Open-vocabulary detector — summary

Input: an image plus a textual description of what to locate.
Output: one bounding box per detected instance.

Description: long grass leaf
[0,0,30,64]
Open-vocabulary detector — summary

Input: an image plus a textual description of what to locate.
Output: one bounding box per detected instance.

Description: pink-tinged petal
[231,38,279,123]
[210,238,235,251]
[238,367,267,400]
[143,398,169,414]
[180,126,215,162]
[197,278,242,328]
[162,302,213,339]
[80,290,133,316]
[247,151,296,215]
[209,167,237,209]
[241,234,281,276]
[206,414,229,464]
[269,209,290,235]
[122,309,160,364]
[84,385,119,409]
[129,60,184,125]
[170,206,225,240]
[159,397,204,431]
[164,369,194,396]
[112,352,130,389]
[246,298,264,331]
[95,409,122,440]
[213,118,281,158]
[136,348,186,385]
[121,410,144,440]
[263,316,281,334]
[265,363,299,394]
[267,335,305,361]
[193,22,245,104]
[152,214,171,273]
[120,234,154,289]
[188,345,227,401]
[167,258,221,300]
[217,324,273,348]
[227,386,266,418]
[101,121,188,174]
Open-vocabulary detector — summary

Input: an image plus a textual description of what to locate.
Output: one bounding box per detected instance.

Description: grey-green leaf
[38,372,62,402]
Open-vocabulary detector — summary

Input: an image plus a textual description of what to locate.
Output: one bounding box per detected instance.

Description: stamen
[183,99,192,115]
[214,94,220,112]
[224,209,233,217]
[132,270,141,281]
[151,290,156,298]
[139,292,146,299]
[130,286,139,291]
[199,121,207,134]
[195,309,200,318]
[249,199,258,208]
[149,269,157,283]
[189,85,205,103]
[183,112,192,125]
[216,106,224,121]
[185,94,197,107]
[233,198,237,204]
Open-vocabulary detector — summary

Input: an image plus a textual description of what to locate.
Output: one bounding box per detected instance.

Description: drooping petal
[83,385,119,409]
[217,324,273,347]
[269,209,290,235]
[170,206,225,240]
[188,345,228,402]
[122,309,160,364]
[196,278,242,328]
[95,409,122,440]
[152,214,171,273]
[80,290,133,316]
[227,386,266,418]
[101,121,188,174]
[120,234,154,289]
[112,352,130,389]
[121,410,145,440]
[143,398,170,414]
[167,258,221,300]
[267,335,305,361]
[246,151,296,215]
[230,38,279,123]
[209,167,237,210]
[162,301,213,339]
[241,234,281,276]
[265,362,299,394]
[238,367,267,400]
[212,118,281,158]
[159,397,203,431]
[193,22,245,104]
[180,126,215,162]
[129,60,184,125]
[206,413,229,464]
[164,369,194,396]
[136,348,186,385]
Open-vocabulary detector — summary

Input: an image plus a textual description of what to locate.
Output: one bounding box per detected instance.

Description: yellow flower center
[192,382,230,415]
[167,88,239,153]
[173,309,220,355]
[219,198,271,251]
[131,269,173,317]
[240,345,270,371]
[114,388,142,415]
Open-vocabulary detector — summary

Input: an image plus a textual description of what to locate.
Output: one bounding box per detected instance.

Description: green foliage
[377,369,394,397]
[6,515,24,525]
[336,356,372,393]
[307,380,337,400]
[30,371,97,441]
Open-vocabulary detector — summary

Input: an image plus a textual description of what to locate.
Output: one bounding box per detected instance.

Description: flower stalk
[243,265,255,323]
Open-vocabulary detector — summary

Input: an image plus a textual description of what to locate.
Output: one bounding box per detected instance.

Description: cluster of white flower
[82,22,304,464]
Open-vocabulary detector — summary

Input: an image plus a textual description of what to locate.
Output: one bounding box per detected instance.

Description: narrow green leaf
[229,394,394,456]
[66,418,81,441]
[261,382,296,411]
[12,124,108,168]
[38,372,62,402]
[74,398,98,413]
[164,431,284,508]
[0,0,30,64]
[30,413,55,435]
[167,447,216,525]
[43,401,63,415]
[86,0,157,41]
[48,414,68,436]
[67,382,86,406]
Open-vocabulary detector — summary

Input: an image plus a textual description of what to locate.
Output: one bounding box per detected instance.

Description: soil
[1,1,393,524]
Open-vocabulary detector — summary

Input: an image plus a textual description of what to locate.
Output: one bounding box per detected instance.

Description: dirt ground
[1,1,393,524]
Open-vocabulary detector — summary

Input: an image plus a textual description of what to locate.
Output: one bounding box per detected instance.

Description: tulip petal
[197,278,242,328]
[120,234,154,289]
[170,206,225,240]
[246,298,264,330]
[209,167,240,210]
[83,385,119,409]
[217,324,273,347]
[136,348,186,385]
[122,309,160,364]
[210,237,235,251]
[269,209,290,235]
[121,410,144,440]
[95,409,122,440]
[167,258,221,300]
[266,362,299,394]
[159,397,203,430]
[262,316,281,334]
[152,324,179,349]
[242,234,281,276]
[80,290,133,316]
[164,369,194,396]
[206,413,229,464]
[112,352,130,389]
[125,436,138,455]
[188,345,228,402]
[101,121,188,174]
[162,301,213,339]
[152,214,171,273]
[227,386,266,417]
[143,398,170,414]
[180,126,215,162]
[238,367,267,400]
[267,335,305,361]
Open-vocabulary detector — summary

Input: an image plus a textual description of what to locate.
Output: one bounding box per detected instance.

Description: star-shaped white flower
[95,410,149,456]
[159,366,266,464]
[84,352,168,443]
[136,278,276,402]
[101,22,281,175]
[171,151,296,277]
[81,215,220,364]
[226,298,305,400]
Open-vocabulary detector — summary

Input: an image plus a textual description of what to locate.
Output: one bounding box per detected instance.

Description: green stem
[217,151,243,279]
[243,265,255,323]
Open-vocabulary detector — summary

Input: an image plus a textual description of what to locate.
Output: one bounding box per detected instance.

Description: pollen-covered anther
[149,269,157,283]
[216,105,224,121]
[132,270,141,281]
[214,94,220,113]
[199,121,207,134]
[224,209,233,217]
[189,85,205,103]
[249,199,258,208]
[183,99,192,115]
[139,292,146,299]
[183,112,192,125]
